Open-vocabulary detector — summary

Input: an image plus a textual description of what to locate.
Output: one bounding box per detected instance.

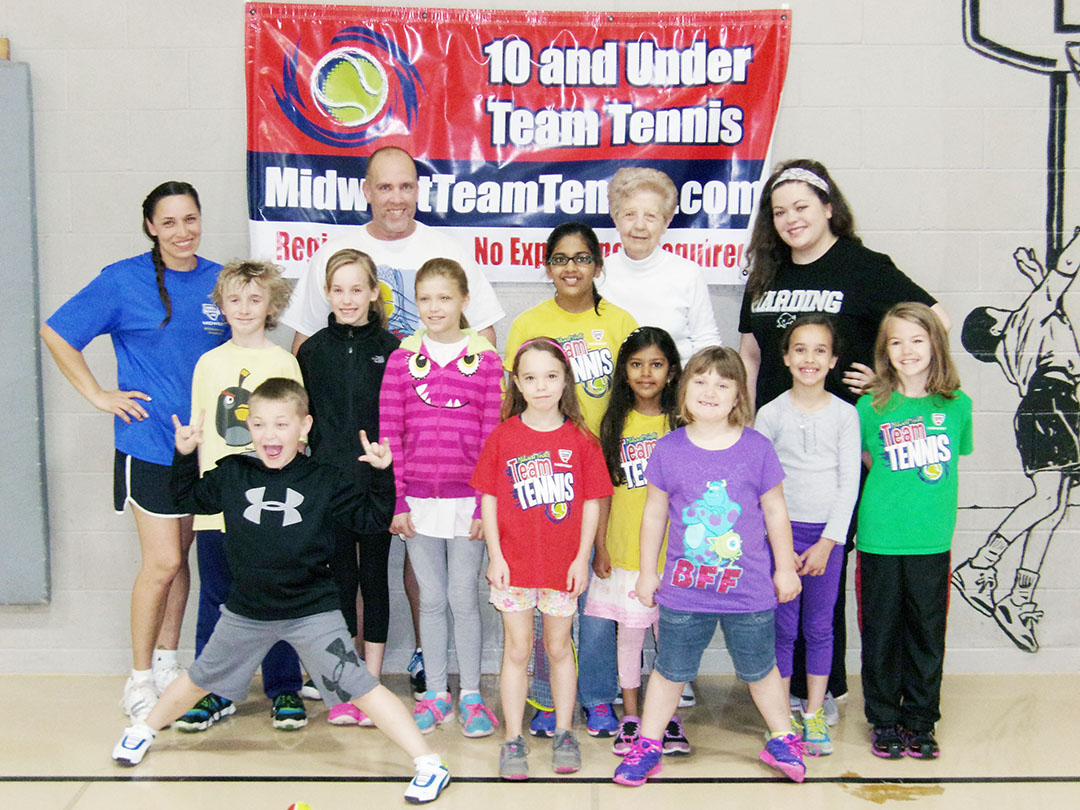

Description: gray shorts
[189,607,379,706]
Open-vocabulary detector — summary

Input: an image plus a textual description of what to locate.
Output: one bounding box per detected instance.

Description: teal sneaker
[413,691,454,734]
[175,693,235,733]
[458,693,498,738]
[802,708,833,755]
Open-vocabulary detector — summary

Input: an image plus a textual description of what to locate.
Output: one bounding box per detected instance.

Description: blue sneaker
[583,703,619,737]
[413,691,454,734]
[529,708,556,738]
[458,693,498,738]
[270,692,307,730]
[408,649,426,700]
[175,693,235,733]
[613,737,663,786]
[760,732,812,782]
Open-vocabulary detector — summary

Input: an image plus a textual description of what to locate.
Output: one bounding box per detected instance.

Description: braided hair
[141,181,201,327]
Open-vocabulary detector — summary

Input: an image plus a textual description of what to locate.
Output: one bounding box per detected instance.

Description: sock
[133,719,158,738]
[459,689,480,698]
[153,649,178,669]
[131,668,153,684]
[414,753,443,770]
[1012,568,1039,601]
[973,532,1009,566]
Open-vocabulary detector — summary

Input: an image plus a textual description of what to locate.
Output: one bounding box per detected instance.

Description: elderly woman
[598,168,720,363]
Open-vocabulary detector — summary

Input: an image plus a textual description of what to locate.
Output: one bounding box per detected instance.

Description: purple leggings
[775,522,844,679]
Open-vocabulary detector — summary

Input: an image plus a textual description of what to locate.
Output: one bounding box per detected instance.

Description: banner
[245,4,791,282]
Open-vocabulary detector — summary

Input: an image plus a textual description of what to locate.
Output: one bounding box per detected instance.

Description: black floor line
[3,775,1079,785]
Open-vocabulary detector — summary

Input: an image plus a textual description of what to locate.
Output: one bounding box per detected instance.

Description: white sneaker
[822,691,840,727]
[152,662,185,695]
[112,723,156,766]
[678,683,696,708]
[120,677,159,722]
[404,760,450,804]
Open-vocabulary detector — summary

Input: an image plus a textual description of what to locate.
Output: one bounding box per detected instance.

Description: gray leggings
[403,533,486,693]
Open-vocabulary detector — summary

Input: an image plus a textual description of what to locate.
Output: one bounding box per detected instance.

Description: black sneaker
[870,724,905,759]
[271,692,307,730]
[903,727,940,759]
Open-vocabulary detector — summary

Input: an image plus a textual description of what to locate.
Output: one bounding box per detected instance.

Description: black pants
[856,550,950,732]
[329,525,392,643]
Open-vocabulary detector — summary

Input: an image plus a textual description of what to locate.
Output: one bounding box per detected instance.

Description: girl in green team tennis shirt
[856,302,972,761]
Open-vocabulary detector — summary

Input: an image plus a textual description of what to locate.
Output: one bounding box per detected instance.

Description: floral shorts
[489,586,576,617]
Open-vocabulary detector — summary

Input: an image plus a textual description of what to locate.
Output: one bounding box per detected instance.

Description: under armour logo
[243,486,304,526]
[320,636,362,704]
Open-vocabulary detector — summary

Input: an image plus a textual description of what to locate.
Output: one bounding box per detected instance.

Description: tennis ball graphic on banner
[312,48,388,126]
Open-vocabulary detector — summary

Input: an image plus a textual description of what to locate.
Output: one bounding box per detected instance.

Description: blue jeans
[195,530,303,699]
[529,582,619,709]
[656,604,776,684]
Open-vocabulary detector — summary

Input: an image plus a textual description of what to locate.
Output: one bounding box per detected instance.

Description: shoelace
[463,699,500,728]
[415,696,449,722]
[622,741,657,765]
[592,704,613,718]
[803,712,828,738]
[781,733,820,759]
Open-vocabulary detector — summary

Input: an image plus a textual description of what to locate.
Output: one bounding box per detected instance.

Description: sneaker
[152,661,184,695]
[679,682,697,708]
[612,716,639,756]
[499,735,529,780]
[119,677,158,722]
[871,724,906,759]
[802,708,833,755]
[270,692,307,730]
[903,726,940,759]
[175,693,235,733]
[458,693,498,738]
[112,723,156,766]
[413,691,454,734]
[662,715,691,755]
[822,691,841,726]
[408,649,427,699]
[613,737,663,786]
[760,732,812,782]
[299,678,321,700]
[552,729,582,774]
[950,559,997,617]
[328,702,374,727]
[789,693,802,714]
[404,759,451,804]
[583,703,619,737]
[529,708,556,738]
[993,595,1042,653]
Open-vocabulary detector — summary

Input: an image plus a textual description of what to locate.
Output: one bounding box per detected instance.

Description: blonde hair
[677,346,753,427]
[324,249,387,329]
[503,338,588,435]
[868,302,960,410]
[212,260,292,330]
[607,167,678,221]
[416,257,470,330]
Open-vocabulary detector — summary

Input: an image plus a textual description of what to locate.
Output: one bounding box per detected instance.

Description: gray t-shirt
[754,391,861,542]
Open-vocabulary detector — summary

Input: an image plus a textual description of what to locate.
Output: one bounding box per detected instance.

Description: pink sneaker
[328,703,374,727]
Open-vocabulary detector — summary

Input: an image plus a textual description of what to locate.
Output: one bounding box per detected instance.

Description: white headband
[773,167,829,194]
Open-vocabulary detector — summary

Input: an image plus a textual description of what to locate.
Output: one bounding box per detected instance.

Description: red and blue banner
[245,4,791,282]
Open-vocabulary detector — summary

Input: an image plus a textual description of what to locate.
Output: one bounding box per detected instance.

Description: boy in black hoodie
[111,378,450,804]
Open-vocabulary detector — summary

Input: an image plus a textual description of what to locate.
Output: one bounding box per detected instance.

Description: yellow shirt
[505,298,637,435]
[189,341,303,531]
[606,409,670,572]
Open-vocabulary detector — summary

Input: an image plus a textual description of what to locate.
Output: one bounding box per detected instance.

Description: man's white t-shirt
[282,222,505,340]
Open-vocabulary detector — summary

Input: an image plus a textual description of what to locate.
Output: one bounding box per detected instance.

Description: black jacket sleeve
[170,449,224,516]
[331,461,395,535]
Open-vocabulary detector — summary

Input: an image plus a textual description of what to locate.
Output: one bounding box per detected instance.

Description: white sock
[414,753,443,770]
[131,668,153,684]
[459,689,480,698]
[132,719,157,737]
[153,649,178,669]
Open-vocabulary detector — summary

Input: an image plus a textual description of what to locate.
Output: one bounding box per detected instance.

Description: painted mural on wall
[954,1,1080,652]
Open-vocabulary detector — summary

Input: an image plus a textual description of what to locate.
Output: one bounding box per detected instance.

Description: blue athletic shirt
[47,252,227,465]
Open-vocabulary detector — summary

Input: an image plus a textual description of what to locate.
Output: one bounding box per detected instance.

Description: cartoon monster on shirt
[681,480,744,569]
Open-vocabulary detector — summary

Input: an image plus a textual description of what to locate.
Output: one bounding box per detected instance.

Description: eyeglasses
[547,254,595,266]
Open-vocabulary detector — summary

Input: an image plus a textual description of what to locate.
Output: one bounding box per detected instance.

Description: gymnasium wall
[2,0,1077,674]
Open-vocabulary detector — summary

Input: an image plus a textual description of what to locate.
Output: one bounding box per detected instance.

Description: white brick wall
[4,0,1078,674]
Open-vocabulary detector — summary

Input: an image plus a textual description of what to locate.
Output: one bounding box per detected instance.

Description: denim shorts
[655,604,777,683]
